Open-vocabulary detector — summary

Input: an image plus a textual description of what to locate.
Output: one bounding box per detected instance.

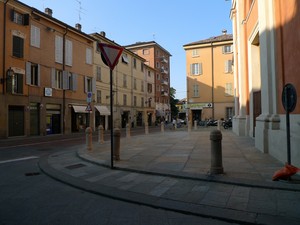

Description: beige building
[125,41,172,122]
[231,0,300,165]
[0,0,94,138]
[183,32,234,123]
[91,32,156,129]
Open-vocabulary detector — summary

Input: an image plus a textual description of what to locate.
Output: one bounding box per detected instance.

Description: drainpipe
[62,27,68,134]
[2,0,10,94]
[211,41,215,119]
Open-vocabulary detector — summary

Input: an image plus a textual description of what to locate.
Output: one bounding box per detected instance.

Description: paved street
[39,128,300,225]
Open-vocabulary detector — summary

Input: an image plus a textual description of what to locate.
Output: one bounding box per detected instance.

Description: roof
[125,41,172,56]
[183,34,233,47]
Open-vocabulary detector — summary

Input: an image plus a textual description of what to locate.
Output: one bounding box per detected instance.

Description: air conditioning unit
[205,103,213,108]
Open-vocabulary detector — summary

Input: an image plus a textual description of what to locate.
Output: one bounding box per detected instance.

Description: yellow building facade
[183,33,234,123]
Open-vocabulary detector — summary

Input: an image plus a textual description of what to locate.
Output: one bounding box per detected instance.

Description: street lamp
[0,67,14,84]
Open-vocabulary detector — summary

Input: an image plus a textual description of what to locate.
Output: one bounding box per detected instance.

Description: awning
[72,105,89,113]
[95,105,110,115]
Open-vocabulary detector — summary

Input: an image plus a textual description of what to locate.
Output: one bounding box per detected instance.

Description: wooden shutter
[26,62,31,85]
[71,73,77,91]
[62,71,69,90]
[51,68,56,88]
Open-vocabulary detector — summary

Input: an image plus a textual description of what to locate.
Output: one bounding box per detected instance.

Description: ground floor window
[46,104,61,135]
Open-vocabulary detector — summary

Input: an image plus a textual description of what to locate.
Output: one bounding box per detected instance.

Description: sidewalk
[39,128,300,225]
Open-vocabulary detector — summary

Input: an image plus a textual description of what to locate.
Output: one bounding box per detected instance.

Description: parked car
[222,118,232,129]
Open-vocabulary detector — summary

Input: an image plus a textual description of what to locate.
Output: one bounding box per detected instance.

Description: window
[85,77,93,93]
[67,71,77,91]
[12,73,23,94]
[225,83,233,96]
[11,10,29,25]
[51,69,62,89]
[30,25,40,48]
[141,81,144,92]
[134,78,137,90]
[148,71,151,77]
[134,96,137,107]
[123,94,127,106]
[122,54,129,64]
[191,63,202,75]
[96,66,101,81]
[86,48,92,65]
[133,58,136,68]
[97,90,101,103]
[225,60,233,73]
[141,97,144,107]
[26,62,40,86]
[156,62,160,68]
[147,83,152,93]
[143,49,149,55]
[222,45,232,54]
[156,74,160,80]
[226,107,234,119]
[55,35,63,63]
[141,63,144,72]
[13,36,24,58]
[192,49,199,57]
[193,84,199,97]
[65,39,72,66]
[123,74,127,87]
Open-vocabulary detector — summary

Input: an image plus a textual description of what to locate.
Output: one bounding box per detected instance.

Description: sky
[21,0,233,100]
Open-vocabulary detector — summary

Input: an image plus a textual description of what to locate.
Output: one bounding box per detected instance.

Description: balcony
[160,68,168,74]
[161,91,168,96]
[161,57,168,64]
[161,80,168,86]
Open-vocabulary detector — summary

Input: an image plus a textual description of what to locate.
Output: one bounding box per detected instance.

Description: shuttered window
[13,36,24,58]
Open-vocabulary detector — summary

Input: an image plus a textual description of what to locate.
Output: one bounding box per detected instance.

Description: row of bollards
[86,124,224,174]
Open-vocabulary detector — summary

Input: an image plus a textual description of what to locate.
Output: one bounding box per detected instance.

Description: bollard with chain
[210,130,224,174]
[113,128,121,160]
[85,127,93,151]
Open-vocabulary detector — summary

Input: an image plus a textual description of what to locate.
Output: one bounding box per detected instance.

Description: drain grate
[25,172,41,176]
[65,163,86,170]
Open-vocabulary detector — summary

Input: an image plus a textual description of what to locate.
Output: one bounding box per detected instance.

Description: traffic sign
[87,92,92,103]
[282,83,297,112]
[85,103,92,112]
[98,43,123,70]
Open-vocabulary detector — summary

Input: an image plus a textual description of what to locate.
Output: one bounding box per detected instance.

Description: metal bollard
[145,122,149,134]
[194,120,197,130]
[161,121,165,132]
[126,123,131,138]
[98,125,104,144]
[113,128,121,160]
[85,127,93,151]
[210,130,224,174]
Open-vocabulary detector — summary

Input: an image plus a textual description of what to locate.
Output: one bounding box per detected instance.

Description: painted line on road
[0,156,39,164]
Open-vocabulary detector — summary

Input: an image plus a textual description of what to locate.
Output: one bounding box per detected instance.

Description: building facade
[125,41,172,122]
[231,0,300,165]
[183,33,234,123]
[91,32,155,130]
[0,0,94,138]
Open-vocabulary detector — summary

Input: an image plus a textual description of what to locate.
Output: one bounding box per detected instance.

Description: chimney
[222,29,227,35]
[100,31,106,37]
[75,23,82,31]
[45,8,53,17]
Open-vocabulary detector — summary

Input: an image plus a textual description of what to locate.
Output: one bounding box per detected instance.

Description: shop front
[46,104,61,135]
[71,105,90,132]
[95,105,110,130]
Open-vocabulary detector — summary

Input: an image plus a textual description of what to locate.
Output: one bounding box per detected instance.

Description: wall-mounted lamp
[0,67,14,84]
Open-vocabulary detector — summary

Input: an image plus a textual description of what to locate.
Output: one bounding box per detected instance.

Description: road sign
[98,43,123,70]
[87,92,92,103]
[282,83,297,112]
[85,103,92,112]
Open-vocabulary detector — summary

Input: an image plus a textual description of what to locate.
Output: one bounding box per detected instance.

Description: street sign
[98,43,123,70]
[87,92,92,103]
[282,83,297,112]
[85,103,92,112]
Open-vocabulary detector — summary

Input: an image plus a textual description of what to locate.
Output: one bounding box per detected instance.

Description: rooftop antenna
[152,33,156,40]
[75,0,83,23]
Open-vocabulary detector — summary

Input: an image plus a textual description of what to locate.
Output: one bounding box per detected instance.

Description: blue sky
[21,0,232,99]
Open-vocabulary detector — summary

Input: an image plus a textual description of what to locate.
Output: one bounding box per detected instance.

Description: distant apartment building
[91,32,155,129]
[230,0,300,165]
[125,41,172,122]
[183,32,234,123]
[0,0,94,138]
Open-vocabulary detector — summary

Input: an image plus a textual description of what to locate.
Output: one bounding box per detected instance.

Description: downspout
[211,41,215,119]
[62,27,68,134]
[2,0,10,94]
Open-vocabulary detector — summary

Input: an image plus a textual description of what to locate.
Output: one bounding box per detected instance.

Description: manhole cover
[65,163,86,170]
